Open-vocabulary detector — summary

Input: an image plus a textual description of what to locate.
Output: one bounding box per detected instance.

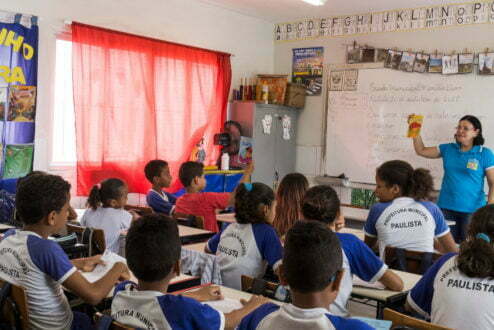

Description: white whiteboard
[325,68,494,188]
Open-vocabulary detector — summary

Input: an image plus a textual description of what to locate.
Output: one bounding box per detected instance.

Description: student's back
[408,205,494,330]
[206,182,282,290]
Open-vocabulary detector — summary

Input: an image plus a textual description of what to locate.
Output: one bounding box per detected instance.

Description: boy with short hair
[238,221,374,330]
[175,161,253,232]
[111,213,268,329]
[0,173,129,330]
[144,159,177,215]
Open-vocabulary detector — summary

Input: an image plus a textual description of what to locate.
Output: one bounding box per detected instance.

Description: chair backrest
[383,308,453,330]
[66,223,106,256]
[384,247,443,275]
[94,312,136,330]
[172,212,205,230]
[0,280,29,330]
[240,275,290,302]
[124,205,153,216]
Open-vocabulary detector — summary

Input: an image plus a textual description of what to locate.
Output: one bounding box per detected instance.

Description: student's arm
[71,254,105,272]
[430,204,458,253]
[363,205,381,250]
[364,235,378,250]
[225,295,270,330]
[180,285,223,302]
[486,168,494,204]
[228,162,254,206]
[412,135,441,159]
[63,262,129,305]
[378,269,404,291]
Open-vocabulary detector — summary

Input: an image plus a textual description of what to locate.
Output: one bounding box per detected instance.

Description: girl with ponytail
[206,182,283,290]
[407,204,494,329]
[364,160,457,257]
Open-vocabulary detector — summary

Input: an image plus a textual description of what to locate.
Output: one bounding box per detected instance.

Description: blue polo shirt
[438,143,494,213]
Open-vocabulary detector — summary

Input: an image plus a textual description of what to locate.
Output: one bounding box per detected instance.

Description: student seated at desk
[144,159,177,215]
[175,161,253,232]
[238,221,373,330]
[302,185,404,316]
[206,182,283,290]
[407,204,494,330]
[112,213,268,329]
[364,160,457,256]
[81,178,138,253]
[0,173,129,330]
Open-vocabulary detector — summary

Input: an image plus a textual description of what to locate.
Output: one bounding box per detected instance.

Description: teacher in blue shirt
[412,115,494,242]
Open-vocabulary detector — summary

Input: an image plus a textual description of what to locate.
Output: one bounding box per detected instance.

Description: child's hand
[116,262,131,282]
[80,254,105,272]
[185,285,224,302]
[240,295,269,309]
[244,161,255,175]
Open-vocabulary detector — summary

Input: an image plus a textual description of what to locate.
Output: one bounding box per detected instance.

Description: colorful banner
[292,47,324,95]
[0,13,37,178]
[275,1,494,41]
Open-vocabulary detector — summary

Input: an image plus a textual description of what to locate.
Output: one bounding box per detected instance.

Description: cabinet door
[252,106,276,187]
[274,108,297,184]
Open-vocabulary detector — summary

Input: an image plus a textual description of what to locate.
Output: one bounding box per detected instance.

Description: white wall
[0,0,274,204]
[274,23,494,182]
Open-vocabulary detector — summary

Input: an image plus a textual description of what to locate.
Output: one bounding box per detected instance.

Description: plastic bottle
[262,84,269,104]
[221,152,230,171]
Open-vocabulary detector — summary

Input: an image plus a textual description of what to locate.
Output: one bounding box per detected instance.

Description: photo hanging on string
[399,52,416,72]
[376,49,388,62]
[478,53,494,75]
[413,53,429,73]
[458,53,473,74]
[428,54,443,73]
[442,55,459,75]
[389,50,403,70]
[347,45,361,64]
[361,48,375,63]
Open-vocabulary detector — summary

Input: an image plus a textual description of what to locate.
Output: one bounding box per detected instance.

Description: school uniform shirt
[438,143,494,213]
[0,229,77,330]
[364,197,450,255]
[332,233,388,316]
[407,253,494,330]
[175,192,230,232]
[207,223,283,290]
[80,207,132,253]
[111,281,224,330]
[146,189,177,215]
[237,303,373,330]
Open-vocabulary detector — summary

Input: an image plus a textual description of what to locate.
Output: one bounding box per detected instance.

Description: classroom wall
[0,0,274,204]
[274,23,494,183]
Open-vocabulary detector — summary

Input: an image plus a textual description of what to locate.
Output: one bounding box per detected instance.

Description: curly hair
[376,160,433,200]
[16,173,71,225]
[457,205,494,278]
[235,182,274,225]
[273,173,309,237]
[301,185,340,225]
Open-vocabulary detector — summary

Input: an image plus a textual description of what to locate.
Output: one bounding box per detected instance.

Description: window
[52,39,76,165]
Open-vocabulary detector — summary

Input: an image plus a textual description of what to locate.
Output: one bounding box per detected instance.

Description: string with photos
[346,41,494,75]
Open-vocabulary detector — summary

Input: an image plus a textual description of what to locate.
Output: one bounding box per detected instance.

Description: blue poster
[292,47,324,96]
[0,13,38,178]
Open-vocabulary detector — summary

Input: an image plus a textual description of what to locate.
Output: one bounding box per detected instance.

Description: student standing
[364,160,457,256]
[407,204,494,330]
[412,115,494,242]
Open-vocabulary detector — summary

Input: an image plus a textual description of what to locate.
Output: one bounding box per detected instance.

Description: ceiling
[198,0,467,23]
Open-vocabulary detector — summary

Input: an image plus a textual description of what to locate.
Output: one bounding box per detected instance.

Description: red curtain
[72,23,231,195]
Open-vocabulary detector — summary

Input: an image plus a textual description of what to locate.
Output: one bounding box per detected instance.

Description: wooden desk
[0,224,15,233]
[183,242,208,252]
[351,270,421,319]
[339,227,365,241]
[216,213,236,224]
[178,225,215,244]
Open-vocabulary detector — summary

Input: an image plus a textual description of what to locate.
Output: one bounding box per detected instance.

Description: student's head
[302,185,341,227]
[178,161,205,190]
[457,205,494,278]
[273,173,309,237]
[126,214,181,282]
[456,115,484,146]
[87,178,128,210]
[235,182,275,225]
[16,174,71,231]
[144,159,172,188]
[375,160,433,202]
[282,221,343,299]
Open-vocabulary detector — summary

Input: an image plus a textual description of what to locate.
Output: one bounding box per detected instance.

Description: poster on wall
[0,12,38,178]
[292,47,324,96]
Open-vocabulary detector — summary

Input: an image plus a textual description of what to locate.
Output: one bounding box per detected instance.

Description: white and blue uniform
[112,281,224,330]
[407,253,494,330]
[438,143,494,213]
[238,303,374,330]
[333,233,388,316]
[146,189,177,215]
[0,229,77,330]
[80,207,132,254]
[364,197,450,255]
[207,223,283,290]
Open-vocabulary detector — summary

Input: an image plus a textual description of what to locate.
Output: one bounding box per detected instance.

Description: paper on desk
[81,251,126,283]
[353,317,391,330]
[353,276,386,290]
[204,298,244,313]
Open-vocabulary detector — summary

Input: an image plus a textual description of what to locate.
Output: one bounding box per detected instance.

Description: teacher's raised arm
[411,115,494,243]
